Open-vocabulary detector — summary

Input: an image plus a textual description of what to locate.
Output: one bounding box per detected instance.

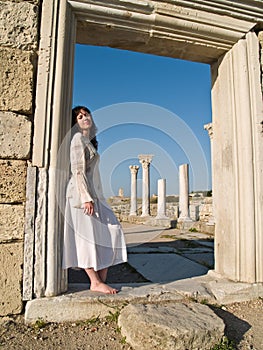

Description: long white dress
[62,132,127,271]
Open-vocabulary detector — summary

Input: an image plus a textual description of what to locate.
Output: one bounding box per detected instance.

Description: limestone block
[0,160,27,203]
[119,302,225,350]
[0,204,25,242]
[0,112,31,159]
[0,48,35,114]
[0,1,38,50]
[0,242,23,315]
[5,1,39,3]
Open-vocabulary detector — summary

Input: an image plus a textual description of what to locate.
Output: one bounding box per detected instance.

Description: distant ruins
[112,157,213,231]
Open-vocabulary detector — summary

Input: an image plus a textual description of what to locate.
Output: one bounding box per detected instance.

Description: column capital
[138,154,154,168]
[129,165,139,174]
[204,123,213,139]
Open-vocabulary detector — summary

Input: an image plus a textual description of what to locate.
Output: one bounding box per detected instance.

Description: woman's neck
[82,129,90,138]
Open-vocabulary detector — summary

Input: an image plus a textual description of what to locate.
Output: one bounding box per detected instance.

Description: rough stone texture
[0,160,27,203]
[0,112,31,159]
[0,242,23,315]
[23,166,36,301]
[118,302,225,350]
[199,198,213,222]
[0,204,25,242]
[0,47,35,114]
[0,1,38,50]
[2,0,39,3]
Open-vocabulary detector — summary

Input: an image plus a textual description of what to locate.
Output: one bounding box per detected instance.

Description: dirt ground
[0,298,262,350]
[1,227,262,349]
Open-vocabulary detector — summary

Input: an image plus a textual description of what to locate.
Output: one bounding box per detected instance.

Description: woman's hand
[83,201,94,216]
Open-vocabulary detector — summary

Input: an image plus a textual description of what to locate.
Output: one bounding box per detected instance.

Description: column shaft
[178,164,192,222]
[129,165,139,216]
[157,179,168,218]
[139,155,153,217]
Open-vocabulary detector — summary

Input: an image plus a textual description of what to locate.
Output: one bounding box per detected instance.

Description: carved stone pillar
[178,164,192,223]
[211,32,263,283]
[129,165,139,216]
[156,179,168,219]
[204,122,215,226]
[138,155,153,217]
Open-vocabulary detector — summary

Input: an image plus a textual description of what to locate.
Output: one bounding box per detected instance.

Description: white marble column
[129,165,139,216]
[156,179,169,218]
[178,164,192,223]
[139,154,153,217]
[204,122,215,226]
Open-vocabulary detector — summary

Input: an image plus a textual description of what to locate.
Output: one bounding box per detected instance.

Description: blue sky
[73,44,212,198]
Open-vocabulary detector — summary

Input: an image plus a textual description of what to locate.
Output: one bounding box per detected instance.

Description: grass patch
[105,310,120,323]
[189,227,198,232]
[211,337,235,350]
[33,319,48,330]
[161,234,177,239]
[74,315,101,327]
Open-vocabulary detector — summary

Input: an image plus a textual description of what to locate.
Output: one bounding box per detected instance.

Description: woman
[63,106,127,294]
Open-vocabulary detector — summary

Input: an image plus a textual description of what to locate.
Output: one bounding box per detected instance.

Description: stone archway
[24,0,263,300]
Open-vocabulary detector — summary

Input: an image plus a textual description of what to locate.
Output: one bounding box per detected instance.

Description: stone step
[25,273,263,324]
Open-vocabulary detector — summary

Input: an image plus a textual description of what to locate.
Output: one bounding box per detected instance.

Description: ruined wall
[111,199,214,234]
[0,0,39,315]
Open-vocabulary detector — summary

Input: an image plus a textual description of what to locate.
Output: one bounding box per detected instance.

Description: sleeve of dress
[70,134,94,204]
[94,161,105,201]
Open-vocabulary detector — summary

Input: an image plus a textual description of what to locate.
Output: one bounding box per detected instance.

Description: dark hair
[72,106,98,150]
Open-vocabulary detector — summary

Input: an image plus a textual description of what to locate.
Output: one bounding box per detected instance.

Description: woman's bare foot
[90,281,118,294]
[84,268,118,294]
[98,268,108,283]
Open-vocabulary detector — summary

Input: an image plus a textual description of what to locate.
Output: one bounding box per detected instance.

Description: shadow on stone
[68,262,149,284]
[209,305,251,347]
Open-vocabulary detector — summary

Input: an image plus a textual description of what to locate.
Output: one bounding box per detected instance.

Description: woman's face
[76,108,93,132]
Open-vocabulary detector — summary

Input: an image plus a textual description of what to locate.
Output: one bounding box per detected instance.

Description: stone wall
[111,198,214,233]
[111,202,179,221]
[0,0,39,316]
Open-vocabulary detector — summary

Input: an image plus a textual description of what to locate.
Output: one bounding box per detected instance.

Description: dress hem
[62,258,127,272]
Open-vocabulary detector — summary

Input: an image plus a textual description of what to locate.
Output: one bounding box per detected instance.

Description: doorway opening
[68,44,213,287]
[27,0,262,300]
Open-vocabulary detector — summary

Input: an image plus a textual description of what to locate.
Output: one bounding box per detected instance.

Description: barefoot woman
[63,106,127,294]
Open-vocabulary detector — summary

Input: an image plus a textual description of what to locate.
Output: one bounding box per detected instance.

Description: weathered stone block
[0,160,27,203]
[0,242,23,315]
[0,1,38,50]
[5,1,39,4]
[119,302,225,350]
[0,48,35,114]
[0,112,32,159]
[0,204,25,242]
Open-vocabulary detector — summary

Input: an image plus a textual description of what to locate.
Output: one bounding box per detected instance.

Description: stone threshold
[25,271,263,324]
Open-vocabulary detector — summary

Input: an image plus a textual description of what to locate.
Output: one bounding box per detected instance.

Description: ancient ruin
[129,165,139,216]
[0,0,263,318]
[138,154,154,217]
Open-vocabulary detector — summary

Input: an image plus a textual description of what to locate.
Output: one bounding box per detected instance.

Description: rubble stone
[0,204,25,242]
[0,112,31,159]
[118,302,225,350]
[0,160,27,203]
[0,48,35,114]
[0,242,23,315]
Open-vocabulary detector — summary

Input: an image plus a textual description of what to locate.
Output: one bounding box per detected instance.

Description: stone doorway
[24,0,263,301]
